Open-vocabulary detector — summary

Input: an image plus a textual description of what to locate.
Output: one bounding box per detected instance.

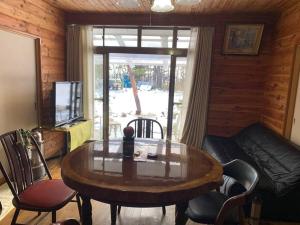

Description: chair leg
[162,206,166,215]
[11,208,20,225]
[250,197,262,225]
[52,211,56,223]
[117,205,121,214]
[110,204,117,225]
[76,194,82,220]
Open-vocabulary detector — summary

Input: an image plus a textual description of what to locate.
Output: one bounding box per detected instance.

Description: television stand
[54,120,92,154]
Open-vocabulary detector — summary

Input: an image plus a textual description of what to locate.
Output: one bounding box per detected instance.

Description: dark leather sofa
[203,123,300,222]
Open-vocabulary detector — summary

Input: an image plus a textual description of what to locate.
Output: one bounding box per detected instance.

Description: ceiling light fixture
[176,0,201,5]
[151,0,174,13]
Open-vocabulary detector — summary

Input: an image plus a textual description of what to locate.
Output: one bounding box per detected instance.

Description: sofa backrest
[234,123,300,196]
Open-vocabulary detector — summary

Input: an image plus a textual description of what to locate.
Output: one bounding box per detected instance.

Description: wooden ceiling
[44,0,297,14]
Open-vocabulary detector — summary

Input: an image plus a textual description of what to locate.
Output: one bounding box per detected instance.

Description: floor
[1,158,300,225]
[0,183,13,221]
[0,158,183,225]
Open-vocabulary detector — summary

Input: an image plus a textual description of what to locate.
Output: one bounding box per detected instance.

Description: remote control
[147,153,158,159]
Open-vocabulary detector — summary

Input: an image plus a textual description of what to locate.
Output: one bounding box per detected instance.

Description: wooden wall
[0,0,66,158]
[261,3,300,135]
[207,20,274,136]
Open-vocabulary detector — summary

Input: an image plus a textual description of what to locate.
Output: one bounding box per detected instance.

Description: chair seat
[16,179,76,210]
[186,192,239,224]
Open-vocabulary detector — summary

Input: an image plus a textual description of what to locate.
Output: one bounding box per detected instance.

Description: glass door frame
[94,27,188,140]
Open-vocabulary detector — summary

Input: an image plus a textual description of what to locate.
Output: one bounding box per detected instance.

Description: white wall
[0,28,38,177]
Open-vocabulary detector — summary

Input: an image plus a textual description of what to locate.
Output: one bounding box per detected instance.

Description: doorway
[92,26,190,141]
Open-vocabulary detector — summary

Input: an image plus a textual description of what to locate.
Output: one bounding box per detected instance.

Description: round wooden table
[61,139,223,225]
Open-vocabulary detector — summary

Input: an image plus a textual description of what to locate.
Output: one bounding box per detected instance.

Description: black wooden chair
[114,118,165,219]
[127,118,164,139]
[185,159,259,225]
[0,130,81,225]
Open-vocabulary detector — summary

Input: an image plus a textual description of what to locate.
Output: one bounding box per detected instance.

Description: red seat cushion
[18,179,76,210]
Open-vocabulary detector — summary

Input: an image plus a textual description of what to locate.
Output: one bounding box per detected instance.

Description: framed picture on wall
[223,24,264,55]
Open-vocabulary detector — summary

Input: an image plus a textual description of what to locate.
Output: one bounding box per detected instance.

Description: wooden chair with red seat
[0,130,81,225]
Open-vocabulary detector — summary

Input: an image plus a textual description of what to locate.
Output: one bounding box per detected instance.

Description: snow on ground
[94,88,183,139]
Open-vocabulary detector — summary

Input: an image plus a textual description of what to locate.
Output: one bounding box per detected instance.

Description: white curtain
[79,26,94,121]
[180,27,214,148]
[178,28,199,139]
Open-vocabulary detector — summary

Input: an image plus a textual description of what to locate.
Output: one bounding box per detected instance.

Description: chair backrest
[215,159,259,225]
[223,159,258,194]
[127,118,164,139]
[0,130,51,200]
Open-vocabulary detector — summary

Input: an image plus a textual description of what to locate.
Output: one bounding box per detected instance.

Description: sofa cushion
[234,123,300,196]
[186,191,239,224]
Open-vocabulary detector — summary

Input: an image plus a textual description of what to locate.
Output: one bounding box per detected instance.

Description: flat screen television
[54,81,83,127]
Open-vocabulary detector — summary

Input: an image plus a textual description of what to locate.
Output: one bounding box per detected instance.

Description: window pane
[94,54,103,140]
[142,29,173,48]
[104,28,138,47]
[93,28,103,46]
[172,57,187,141]
[108,53,170,139]
[177,30,191,49]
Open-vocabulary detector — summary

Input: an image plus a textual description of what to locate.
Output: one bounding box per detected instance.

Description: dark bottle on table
[123,126,135,157]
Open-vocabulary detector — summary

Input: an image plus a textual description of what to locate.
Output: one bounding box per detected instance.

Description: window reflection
[90,140,187,179]
[93,157,123,174]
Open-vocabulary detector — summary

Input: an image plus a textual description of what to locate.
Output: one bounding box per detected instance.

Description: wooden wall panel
[261,3,300,135]
[46,0,295,14]
[206,19,274,136]
[0,0,66,158]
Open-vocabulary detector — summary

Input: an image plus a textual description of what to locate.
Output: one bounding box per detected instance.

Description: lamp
[151,0,174,12]
[176,0,201,5]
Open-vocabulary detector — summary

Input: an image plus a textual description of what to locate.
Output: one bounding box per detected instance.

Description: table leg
[110,204,117,225]
[175,202,188,225]
[81,195,92,225]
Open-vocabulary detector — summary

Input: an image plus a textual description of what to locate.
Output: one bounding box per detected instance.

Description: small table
[61,139,223,225]
[53,120,92,154]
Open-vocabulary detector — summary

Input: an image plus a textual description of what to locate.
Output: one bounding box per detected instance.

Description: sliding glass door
[94,53,187,141]
[92,26,191,141]
[108,53,171,139]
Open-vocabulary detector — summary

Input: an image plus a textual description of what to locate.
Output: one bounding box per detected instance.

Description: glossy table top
[61,139,223,206]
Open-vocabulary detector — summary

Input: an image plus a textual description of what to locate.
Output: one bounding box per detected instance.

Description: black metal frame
[127,118,164,139]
